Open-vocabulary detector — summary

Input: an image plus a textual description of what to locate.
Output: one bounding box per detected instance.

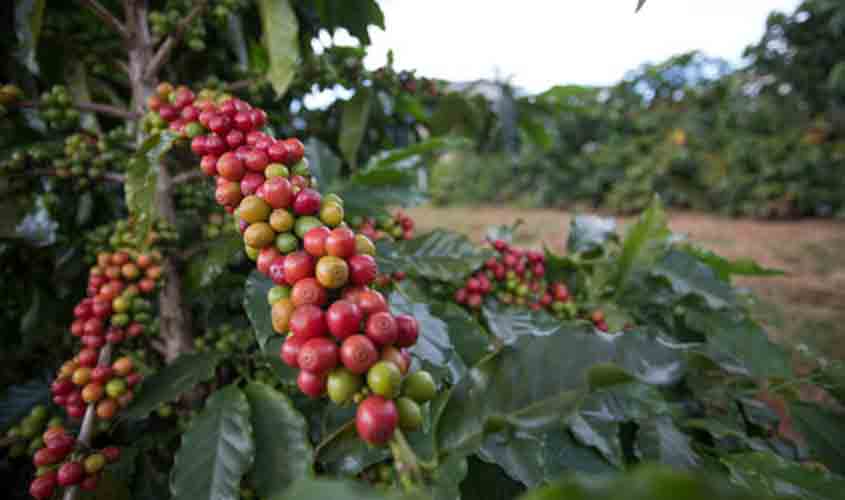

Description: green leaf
[479,432,545,487]
[257,0,299,96]
[186,235,244,292]
[171,385,255,500]
[314,420,389,476]
[790,401,845,475]
[14,0,46,75]
[541,427,617,476]
[522,463,775,500]
[567,215,618,254]
[339,88,373,170]
[481,302,562,346]
[363,136,472,171]
[434,325,684,458]
[123,353,219,420]
[389,281,493,383]
[426,454,468,500]
[306,138,342,190]
[244,383,313,497]
[461,456,526,500]
[636,416,700,467]
[682,245,785,281]
[311,0,385,44]
[376,230,495,285]
[126,132,176,236]
[244,270,277,351]
[686,309,791,378]
[613,197,670,296]
[723,451,845,500]
[0,376,49,432]
[651,250,738,309]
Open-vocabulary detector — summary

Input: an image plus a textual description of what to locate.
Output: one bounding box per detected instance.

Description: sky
[359,0,803,94]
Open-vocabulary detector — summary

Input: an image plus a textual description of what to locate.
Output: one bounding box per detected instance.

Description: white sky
[361,0,803,93]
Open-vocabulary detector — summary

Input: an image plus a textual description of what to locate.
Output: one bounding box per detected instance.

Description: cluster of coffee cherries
[202,211,237,240]
[84,220,174,265]
[51,129,133,188]
[149,86,437,446]
[148,0,248,52]
[29,426,121,499]
[349,211,415,242]
[454,239,578,318]
[29,251,158,497]
[3,406,62,460]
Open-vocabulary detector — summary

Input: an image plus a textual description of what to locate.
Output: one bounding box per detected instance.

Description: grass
[406,205,845,360]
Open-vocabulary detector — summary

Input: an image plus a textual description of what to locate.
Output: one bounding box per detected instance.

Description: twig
[16,100,140,120]
[3,168,125,184]
[62,344,113,500]
[144,1,208,80]
[172,170,205,185]
[224,79,261,92]
[78,0,128,39]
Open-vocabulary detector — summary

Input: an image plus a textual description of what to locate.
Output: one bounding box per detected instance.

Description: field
[408,205,845,358]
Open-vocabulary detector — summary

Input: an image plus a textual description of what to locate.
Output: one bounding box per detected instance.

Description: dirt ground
[407,205,845,359]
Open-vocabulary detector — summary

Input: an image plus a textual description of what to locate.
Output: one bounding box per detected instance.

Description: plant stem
[62,344,113,500]
[15,100,140,120]
[77,0,129,38]
[390,428,425,489]
[145,1,209,80]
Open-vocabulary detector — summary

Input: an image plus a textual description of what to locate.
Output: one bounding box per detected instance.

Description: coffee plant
[2,1,845,499]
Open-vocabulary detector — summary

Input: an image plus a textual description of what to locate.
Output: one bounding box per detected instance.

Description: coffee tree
[3,1,845,500]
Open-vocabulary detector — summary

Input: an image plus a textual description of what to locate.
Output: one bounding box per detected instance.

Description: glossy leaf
[636,416,700,467]
[0,376,49,432]
[244,270,276,351]
[123,353,219,420]
[481,302,562,346]
[126,132,175,236]
[257,0,299,96]
[376,229,495,284]
[186,235,243,292]
[363,136,472,171]
[542,427,617,476]
[461,456,526,500]
[567,215,618,254]
[789,401,845,475]
[171,385,255,500]
[339,87,372,169]
[613,197,670,296]
[651,250,738,309]
[244,383,313,496]
[311,0,385,44]
[723,451,845,500]
[314,421,389,476]
[682,245,784,281]
[306,138,342,190]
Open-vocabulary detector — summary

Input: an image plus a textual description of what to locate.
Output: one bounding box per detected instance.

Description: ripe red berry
[366,311,398,346]
[467,293,482,309]
[244,148,269,172]
[226,129,245,148]
[303,226,330,257]
[158,104,178,122]
[356,396,399,445]
[240,172,265,196]
[267,141,287,163]
[219,99,237,117]
[78,348,99,367]
[291,277,328,307]
[200,155,218,176]
[52,378,74,396]
[395,314,419,348]
[29,474,56,499]
[293,189,321,215]
[102,446,121,463]
[283,138,305,166]
[250,109,267,128]
[46,433,76,458]
[280,334,309,368]
[340,335,378,374]
[33,448,59,467]
[357,289,389,316]
[261,176,293,209]
[282,251,315,285]
[325,227,356,258]
[257,247,281,276]
[297,370,327,398]
[233,111,254,132]
[348,254,377,286]
[217,152,245,182]
[80,474,99,491]
[208,114,231,135]
[326,300,363,340]
[268,255,287,285]
[297,337,339,374]
[216,181,243,207]
[205,134,227,156]
[289,304,327,339]
[57,461,85,486]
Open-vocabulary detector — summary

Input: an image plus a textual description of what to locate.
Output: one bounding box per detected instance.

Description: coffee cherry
[275,233,298,253]
[81,382,104,403]
[403,371,437,403]
[316,256,349,289]
[105,378,127,398]
[280,334,308,367]
[366,312,398,346]
[84,453,106,474]
[357,289,389,316]
[268,256,287,285]
[395,314,419,348]
[297,370,326,398]
[80,474,99,491]
[327,368,363,405]
[244,222,275,248]
[289,304,327,338]
[112,356,133,376]
[217,152,245,181]
[282,251,315,285]
[33,448,59,467]
[238,196,271,223]
[340,335,378,374]
[348,254,377,286]
[29,474,56,499]
[282,138,305,166]
[325,227,356,258]
[303,226,330,257]
[293,189,321,215]
[326,300,362,340]
[291,278,327,307]
[262,177,293,209]
[271,298,295,334]
[320,203,344,227]
[297,337,339,375]
[396,397,423,431]
[367,361,401,398]
[294,216,323,239]
[57,461,85,486]
[244,149,269,172]
[267,285,291,304]
[240,173,265,196]
[257,247,281,275]
[102,446,121,463]
[381,346,410,375]
[356,396,398,445]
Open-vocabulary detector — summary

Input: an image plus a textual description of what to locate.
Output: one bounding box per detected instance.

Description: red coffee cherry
[297,337,339,375]
[339,335,379,374]
[366,311,398,346]
[356,395,398,445]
